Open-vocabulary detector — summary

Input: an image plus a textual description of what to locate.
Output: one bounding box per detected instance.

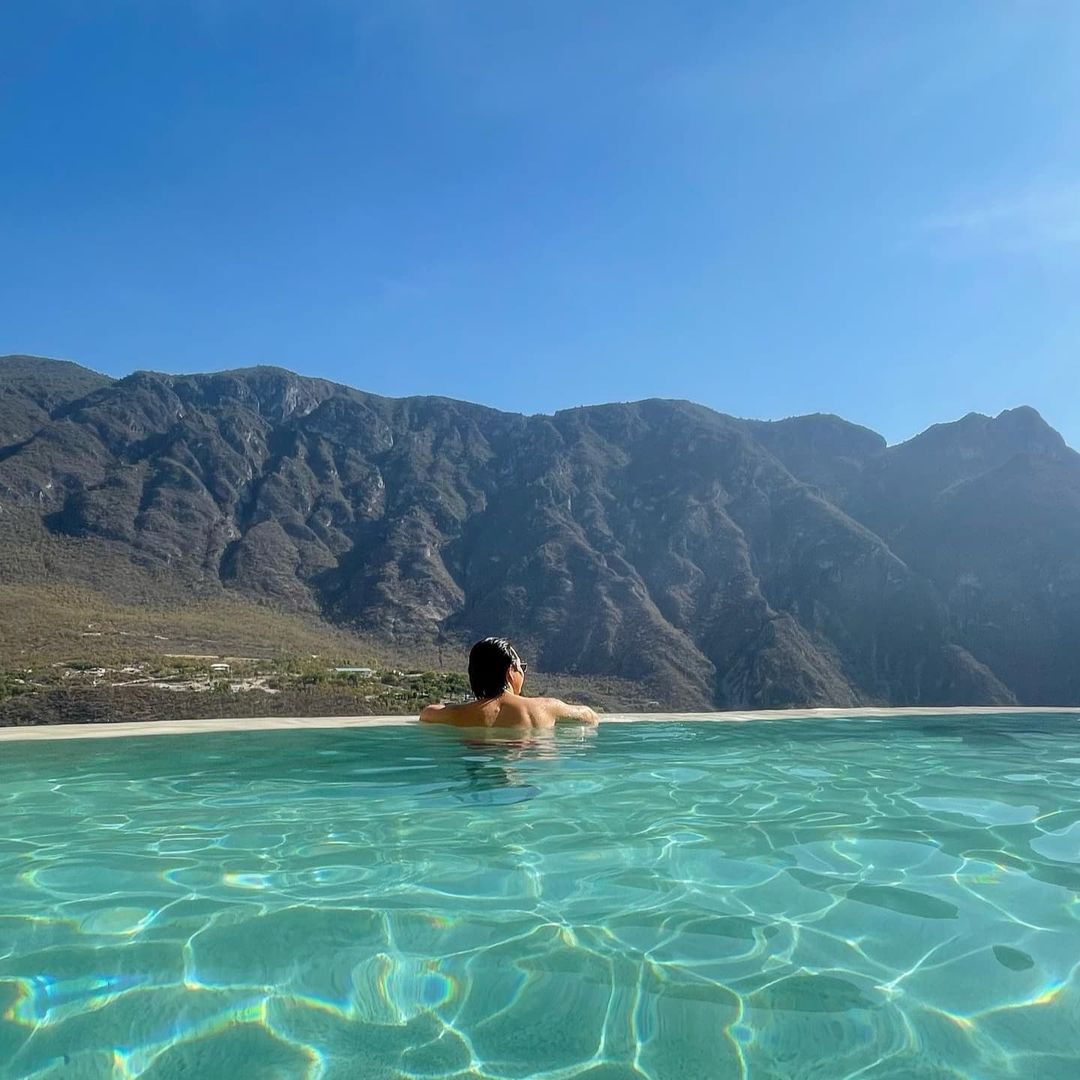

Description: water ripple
[1,715,1080,1078]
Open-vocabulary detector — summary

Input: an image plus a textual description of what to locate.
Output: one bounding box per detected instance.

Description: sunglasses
[515,659,528,674]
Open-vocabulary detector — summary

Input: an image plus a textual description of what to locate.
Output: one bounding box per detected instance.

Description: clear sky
[2,2,1079,447]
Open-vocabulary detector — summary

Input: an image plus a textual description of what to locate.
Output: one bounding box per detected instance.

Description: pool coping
[1,706,1078,742]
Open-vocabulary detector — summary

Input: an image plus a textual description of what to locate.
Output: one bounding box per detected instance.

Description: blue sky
[2,1,1079,447]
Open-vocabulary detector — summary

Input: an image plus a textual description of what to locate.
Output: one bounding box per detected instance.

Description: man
[419,637,599,729]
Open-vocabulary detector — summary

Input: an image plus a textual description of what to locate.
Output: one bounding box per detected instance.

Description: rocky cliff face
[2,354,1076,708]
[0,355,112,445]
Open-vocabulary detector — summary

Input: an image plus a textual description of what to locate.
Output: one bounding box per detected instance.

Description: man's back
[420,692,598,728]
[419,637,600,728]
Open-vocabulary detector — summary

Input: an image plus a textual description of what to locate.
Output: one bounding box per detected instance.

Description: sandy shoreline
[1,705,1079,742]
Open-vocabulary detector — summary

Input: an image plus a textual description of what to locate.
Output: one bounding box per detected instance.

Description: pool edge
[1,706,1079,742]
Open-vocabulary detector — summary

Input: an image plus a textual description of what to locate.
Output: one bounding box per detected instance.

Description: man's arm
[419,703,447,723]
[543,699,599,725]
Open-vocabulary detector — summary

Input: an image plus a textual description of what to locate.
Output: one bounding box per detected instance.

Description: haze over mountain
[2,354,1078,710]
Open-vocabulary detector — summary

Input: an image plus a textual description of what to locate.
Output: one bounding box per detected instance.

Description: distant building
[209,663,231,674]
[334,666,375,676]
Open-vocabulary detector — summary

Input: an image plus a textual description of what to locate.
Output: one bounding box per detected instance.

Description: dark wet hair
[468,637,523,700]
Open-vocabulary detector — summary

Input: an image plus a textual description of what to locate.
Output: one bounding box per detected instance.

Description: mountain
[0,354,112,445]
[2,354,1076,709]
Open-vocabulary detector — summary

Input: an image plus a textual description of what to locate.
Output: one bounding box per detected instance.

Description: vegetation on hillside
[0,585,651,725]
[4,356,1077,711]
[0,583,389,667]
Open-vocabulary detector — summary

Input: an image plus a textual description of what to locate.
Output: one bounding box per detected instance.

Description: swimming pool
[2,714,1079,1079]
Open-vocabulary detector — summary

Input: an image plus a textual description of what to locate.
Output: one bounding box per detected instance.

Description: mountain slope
[0,355,112,445]
[2,356,1074,708]
[853,412,1080,704]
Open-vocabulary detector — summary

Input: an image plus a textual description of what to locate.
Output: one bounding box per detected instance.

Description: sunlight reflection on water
[1,715,1080,1078]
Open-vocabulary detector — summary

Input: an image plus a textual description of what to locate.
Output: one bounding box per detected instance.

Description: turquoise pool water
[2,715,1080,1079]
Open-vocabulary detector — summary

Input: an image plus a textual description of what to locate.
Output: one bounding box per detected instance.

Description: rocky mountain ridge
[2,354,1077,709]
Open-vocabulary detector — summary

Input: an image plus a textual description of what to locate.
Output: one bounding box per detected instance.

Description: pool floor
[2,715,1080,1078]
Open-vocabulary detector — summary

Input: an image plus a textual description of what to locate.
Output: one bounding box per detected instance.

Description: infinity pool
[2,715,1080,1079]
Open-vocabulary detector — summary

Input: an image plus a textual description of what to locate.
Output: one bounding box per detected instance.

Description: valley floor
[0,657,651,727]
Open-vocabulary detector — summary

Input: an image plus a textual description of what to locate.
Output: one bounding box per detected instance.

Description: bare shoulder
[532,697,599,725]
[419,701,473,724]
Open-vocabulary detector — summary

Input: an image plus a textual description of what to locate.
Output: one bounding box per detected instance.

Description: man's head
[468,637,527,699]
